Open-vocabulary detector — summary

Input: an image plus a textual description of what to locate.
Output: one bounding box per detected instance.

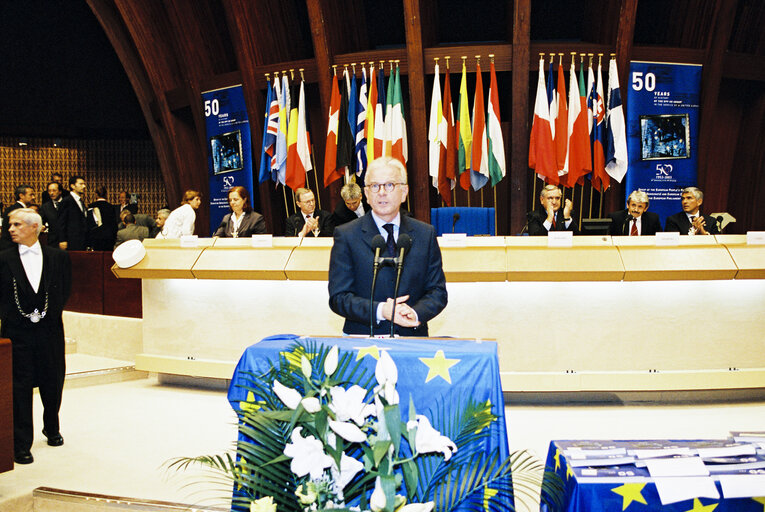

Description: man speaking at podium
[328,157,447,337]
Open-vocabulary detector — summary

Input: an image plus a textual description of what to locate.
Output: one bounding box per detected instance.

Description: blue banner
[625,62,702,227]
[202,85,255,235]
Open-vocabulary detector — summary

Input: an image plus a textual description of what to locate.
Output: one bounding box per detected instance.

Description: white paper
[719,474,765,498]
[653,477,719,505]
[179,235,199,247]
[439,233,468,247]
[645,457,709,477]
[746,231,765,245]
[250,234,273,247]
[629,447,692,459]
[655,232,680,246]
[696,444,756,458]
[565,447,626,458]
[548,230,573,247]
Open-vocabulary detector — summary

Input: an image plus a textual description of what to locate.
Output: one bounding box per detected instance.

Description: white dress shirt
[19,241,43,293]
[162,203,196,238]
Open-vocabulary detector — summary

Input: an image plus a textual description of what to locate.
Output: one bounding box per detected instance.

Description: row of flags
[529,54,628,192]
[428,58,506,207]
[324,61,408,188]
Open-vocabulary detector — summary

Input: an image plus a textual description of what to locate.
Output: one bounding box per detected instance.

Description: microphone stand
[370,246,382,337]
[389,248,404,338]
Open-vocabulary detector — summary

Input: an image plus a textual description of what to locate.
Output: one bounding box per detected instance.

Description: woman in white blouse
[213,186,266,237]
[161,190,201,238]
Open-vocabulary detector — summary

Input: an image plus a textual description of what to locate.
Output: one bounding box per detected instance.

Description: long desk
[113,236,765,394]
[541,439,765,511]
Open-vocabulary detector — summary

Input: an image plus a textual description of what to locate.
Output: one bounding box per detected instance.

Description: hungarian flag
[355,67,368,182]
[456,60,472,191]
[285,80,310,191]
[605,58,628,182]
[439,64,456,206]
[365,64,377,163]
[470,61,489,190]
[429,62,445,188]
[562,58,591,186]
[323,72,342,187]
[486,61,505,187]
[590,60,609,191]
[554,61,568,175]
[389,64,407,166]
[529,56,557,184]
[258,78,275,184]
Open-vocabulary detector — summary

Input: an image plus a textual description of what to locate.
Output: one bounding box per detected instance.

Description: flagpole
[282,185,290,220]
[493,186,498,235]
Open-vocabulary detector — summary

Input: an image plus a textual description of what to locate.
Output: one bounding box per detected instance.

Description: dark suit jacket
[213,210,267,237]
[285,209,333,237]
[664,211,720,235]
[0,202,25,250]
[527,207,580,236]
[57,194,89,250]
[0,245,71,337]
[607,209,662,236]
[330,199,369,228]
[328,214,448,336]
[115,224,149,247]
[88,199,119,251]
[115,203,138,217]
[40,200,63,247]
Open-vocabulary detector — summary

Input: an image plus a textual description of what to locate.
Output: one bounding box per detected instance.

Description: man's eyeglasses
[366,182,405,193]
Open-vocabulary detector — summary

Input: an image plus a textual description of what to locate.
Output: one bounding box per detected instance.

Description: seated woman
[161,189,201,238]
[213,186,266,238]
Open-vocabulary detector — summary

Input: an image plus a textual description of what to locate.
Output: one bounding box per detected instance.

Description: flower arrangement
[170,341,563,512]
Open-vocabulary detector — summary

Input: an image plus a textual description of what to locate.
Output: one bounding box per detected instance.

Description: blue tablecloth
[228,334,509,461]
[541,439,765,512]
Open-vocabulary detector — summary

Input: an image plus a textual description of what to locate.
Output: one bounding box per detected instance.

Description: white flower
[375,350,398,387]
[301,355,312,378]
[301,396,321,413]
[272,379,301,409]
[399,502,435,512]
[329,419,367,443]
[249,496,277,512]
[283,427,333,479]
[331,452,365,489]
[329,385,375,425]
[370,476,386,512]
[324,345,339,376]
[407,415,457,461]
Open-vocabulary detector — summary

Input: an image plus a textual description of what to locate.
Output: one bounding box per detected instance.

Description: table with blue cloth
[228,334,510,509]
[540,439,765,512]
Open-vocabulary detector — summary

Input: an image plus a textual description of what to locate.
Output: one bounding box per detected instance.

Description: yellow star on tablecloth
[753,497,765,511]
[356,345,381,361]
[483,486,498,511]
[683,498,718,512]
[280,346,315,370]
[419,350,459,384]
[566,462,574,480]
[611,483,647,510]
[240,390,262,412]
[553,448,561,471]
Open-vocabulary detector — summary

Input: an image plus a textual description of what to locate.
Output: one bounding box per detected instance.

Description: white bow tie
[20,245,40,256]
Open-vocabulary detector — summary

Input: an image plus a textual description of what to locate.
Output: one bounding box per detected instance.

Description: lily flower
[407,415,457,461]
[370,476,386,512]
[329,419,367,443]
[324,345,339,376]
[272,379,301,410]
[301,396,321,413]
[399,502,435,512]
[329,385,375,425]
[331,452,365,489]
[283,427,333,479]
[301,355,312,378]
[249,496,277,512]
[375,350,398,387]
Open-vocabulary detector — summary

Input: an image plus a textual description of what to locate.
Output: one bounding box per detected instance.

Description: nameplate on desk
[746,231,765,245]
[656,232,680,246]
[180,235,199,247]
[548,231,573,247]
[251,234,273,247]
[440,233,468,247]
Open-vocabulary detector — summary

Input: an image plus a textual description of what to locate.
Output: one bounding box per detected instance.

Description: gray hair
[627,190,650,207]
[682,187,703,201]
[366,156,408,185]
[156,208,171,220]
[539,184,561,199]
[340,182,362,201]
[9,208,43,235]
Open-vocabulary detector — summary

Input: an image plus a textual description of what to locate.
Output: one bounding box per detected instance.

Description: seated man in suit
[285,188,332,237]
[608,190,662,236]
[331,182,368,227]
[115,212,149,248]
[527,184,579,235]
[328,156,447,336]
[664,187,719,235]
[152,209,170,238]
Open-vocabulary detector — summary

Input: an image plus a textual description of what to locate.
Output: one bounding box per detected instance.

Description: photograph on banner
[625,62,702,226]
[202,85,255,235]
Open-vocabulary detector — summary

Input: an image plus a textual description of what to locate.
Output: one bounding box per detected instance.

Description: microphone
[389,233,412,338]
[716,215,724,233]
[520,211,533,235]
[623,214,634,235]
[452,212,460,233]
[370,235,387,337]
